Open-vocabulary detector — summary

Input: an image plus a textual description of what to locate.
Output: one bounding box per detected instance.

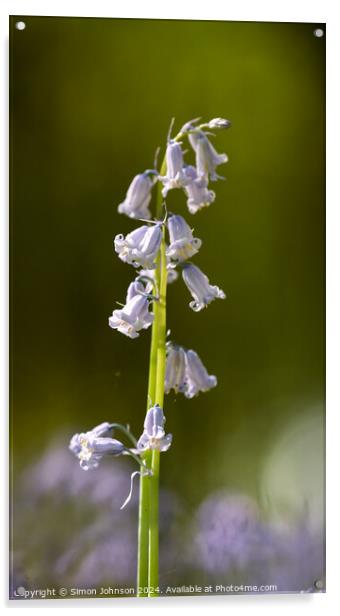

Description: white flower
[165,343,217,398]
[183,166,216,214]
[108,285,154,338]
[189,132,228,181]
[114,223,162,269]
[118,172,154,219]
[159,140,189,197]
[166,214,202,263]
[165,343,187,394]
[137,405,172,452]
[184,349,217,398]
[69,422,124,470]
[182,263,226,312]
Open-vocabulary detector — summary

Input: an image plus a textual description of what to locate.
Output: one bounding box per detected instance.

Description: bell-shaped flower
[137,404,172,452]
[108,286,154,338]
[183,166,216,214]
[165,343,187,394]
[114,223,162,269]
[166,214,202,263]
[189,132,228,181]
[69,422,124,470]
[182,263,226,312]
[196,133,228,181]
[159,140,188,197]
[184,349,217,398]
[118,172,153,220]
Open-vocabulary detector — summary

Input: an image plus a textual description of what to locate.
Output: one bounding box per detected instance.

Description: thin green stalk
[137,449,151,596]
[137,157,167,597]
[137,264,160,595]
[148,448,160,596]
[148,231,167,596]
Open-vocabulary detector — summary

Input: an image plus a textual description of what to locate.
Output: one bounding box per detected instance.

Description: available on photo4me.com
[12,583,284,599]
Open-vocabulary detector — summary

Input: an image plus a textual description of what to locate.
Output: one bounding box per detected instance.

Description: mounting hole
[313,28,324,38]
[15,21,26,31]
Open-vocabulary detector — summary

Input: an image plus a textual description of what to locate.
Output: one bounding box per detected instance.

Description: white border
[1,1,339,613]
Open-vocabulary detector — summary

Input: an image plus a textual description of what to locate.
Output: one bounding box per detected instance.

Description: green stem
[137,448,151,596]
[148,448,160,596]
[148,230,167,596]
[137,156,167,597]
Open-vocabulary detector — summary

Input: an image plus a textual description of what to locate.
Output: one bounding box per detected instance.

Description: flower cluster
[109,117,229,343]
[69,406,171,508]
[69,117,230,508]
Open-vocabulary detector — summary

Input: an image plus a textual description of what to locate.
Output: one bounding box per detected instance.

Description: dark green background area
[10,17,325,509]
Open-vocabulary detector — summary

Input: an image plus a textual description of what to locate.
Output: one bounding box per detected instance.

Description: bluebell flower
[108,285,154,338]
[69,422,124,470]
[194,491,273,574]
[189,132,228,181]
[159,140,189,197]
[166,214,202,263]
[165,343,187,394]
[184,349,217,398]
[137,405,172,452]
[114,223,162,269]
[165,343,217,398]
[183,166,216,214]
[118,172,154,219]
[182,263,226,312]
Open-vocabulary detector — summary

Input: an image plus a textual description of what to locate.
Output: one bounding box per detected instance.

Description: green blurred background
[10,17,325,521]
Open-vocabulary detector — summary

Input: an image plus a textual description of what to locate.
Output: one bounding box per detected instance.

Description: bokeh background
[10,17,325,597]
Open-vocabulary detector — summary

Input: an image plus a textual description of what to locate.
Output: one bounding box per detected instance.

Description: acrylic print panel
[9,16,325,600]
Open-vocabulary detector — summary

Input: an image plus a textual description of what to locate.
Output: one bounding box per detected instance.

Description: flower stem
[137,449,152,596]
[137,156,167,598]
[148,228,167,596]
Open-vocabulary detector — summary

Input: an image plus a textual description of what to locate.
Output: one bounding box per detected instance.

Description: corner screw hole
[15,21,26,31]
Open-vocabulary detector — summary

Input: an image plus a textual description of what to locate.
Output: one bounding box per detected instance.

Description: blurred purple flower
[193,491,274,574]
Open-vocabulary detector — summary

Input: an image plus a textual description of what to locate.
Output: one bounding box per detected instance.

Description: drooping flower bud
[195,133,228,181]
[118,172,153,219]
[165,343,187,394]
[166,214,202,263]
[182,263,226,312]
[184,349,217,398]
[188,132,228,181]
[207,117,231,130]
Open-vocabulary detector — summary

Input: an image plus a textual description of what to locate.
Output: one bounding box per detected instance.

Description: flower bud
[182,263,226,312]
[118,172,153,219]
